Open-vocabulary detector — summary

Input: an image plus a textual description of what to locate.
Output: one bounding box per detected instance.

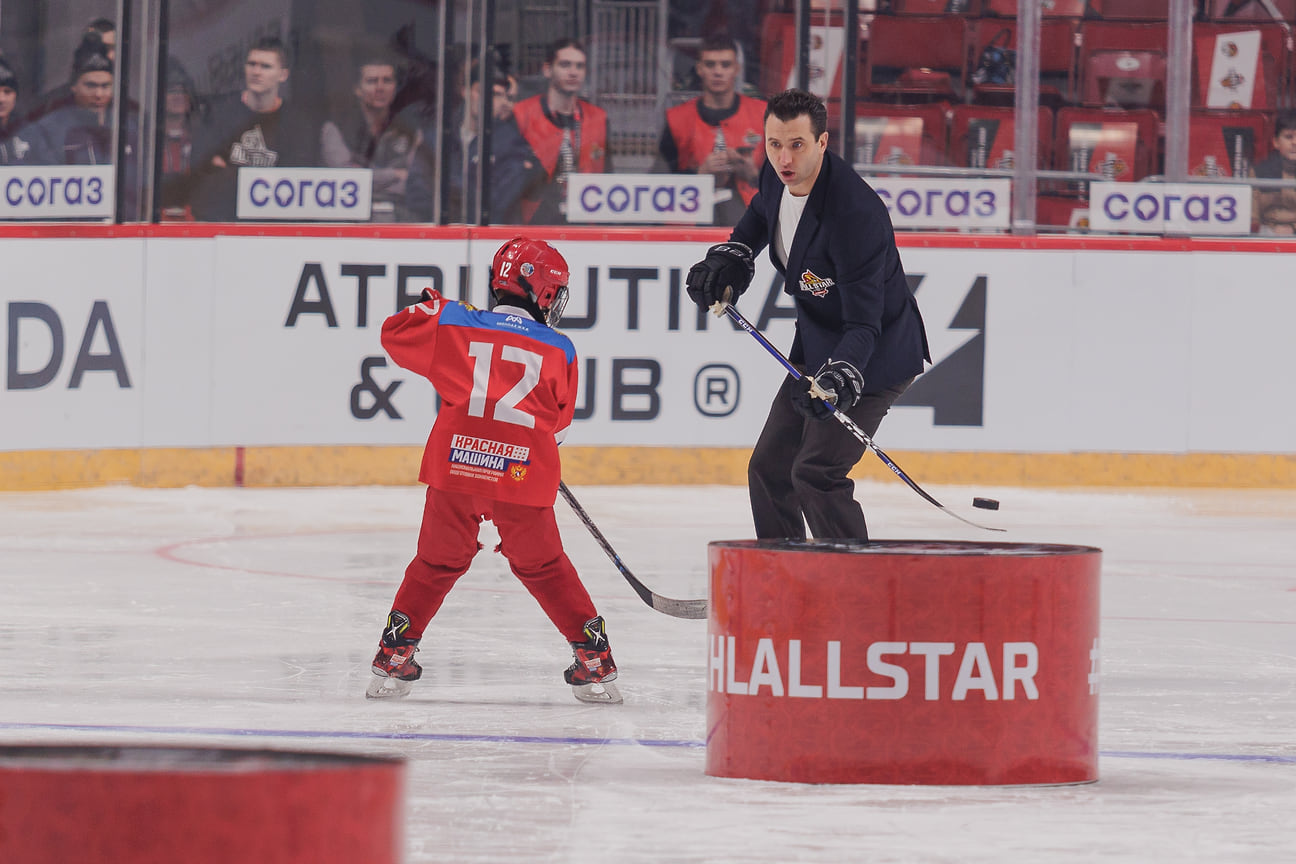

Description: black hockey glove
[791,360,864,421]
[686,242,755,310]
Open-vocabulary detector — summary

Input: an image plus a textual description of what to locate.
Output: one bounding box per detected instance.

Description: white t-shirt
[776,186,809,267]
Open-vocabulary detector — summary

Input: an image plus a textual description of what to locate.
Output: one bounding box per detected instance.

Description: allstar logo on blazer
[798,270,835,298]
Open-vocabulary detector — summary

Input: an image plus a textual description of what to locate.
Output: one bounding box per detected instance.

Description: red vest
[665,95,766,206]
[513,96,608,172]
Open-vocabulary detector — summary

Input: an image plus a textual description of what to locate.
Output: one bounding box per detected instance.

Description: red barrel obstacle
[706,540,1101,785]
[0,745,404,863]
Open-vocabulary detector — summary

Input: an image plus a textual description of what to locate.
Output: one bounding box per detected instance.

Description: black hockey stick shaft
[717,303,1005,533]
[558,482,708,619]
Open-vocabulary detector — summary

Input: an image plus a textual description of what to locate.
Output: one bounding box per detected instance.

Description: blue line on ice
[2,722,1293,764]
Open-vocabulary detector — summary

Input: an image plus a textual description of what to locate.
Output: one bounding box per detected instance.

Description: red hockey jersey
[381,291,579,507]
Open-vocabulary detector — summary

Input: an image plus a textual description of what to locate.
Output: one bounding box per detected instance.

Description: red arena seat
[1055,106,1161,182]
[863,15,973,103]
[949,104,1054,169]
[968,17,1079,107]
[1188,108,1273,177]
[1078,21,1170,109]
[852,101,952,167]
[1193,22,1290,111]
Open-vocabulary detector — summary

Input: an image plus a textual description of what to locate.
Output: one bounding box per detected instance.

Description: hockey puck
[972,497,1000,510]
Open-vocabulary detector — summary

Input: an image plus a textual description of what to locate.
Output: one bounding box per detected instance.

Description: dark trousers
[748,374,914,541]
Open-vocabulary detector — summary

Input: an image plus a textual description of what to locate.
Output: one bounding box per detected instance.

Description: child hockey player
[365,236,621,704]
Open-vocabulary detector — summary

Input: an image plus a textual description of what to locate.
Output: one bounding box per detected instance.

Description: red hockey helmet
[490,236,570,322]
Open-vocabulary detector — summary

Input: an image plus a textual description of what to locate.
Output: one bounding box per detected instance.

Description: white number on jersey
[466,341,542,428]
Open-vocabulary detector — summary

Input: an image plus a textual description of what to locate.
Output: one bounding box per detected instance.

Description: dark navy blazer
[730,147,930,393]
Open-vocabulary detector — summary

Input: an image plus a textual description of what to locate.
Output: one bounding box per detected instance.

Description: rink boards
[1,226,1293,489]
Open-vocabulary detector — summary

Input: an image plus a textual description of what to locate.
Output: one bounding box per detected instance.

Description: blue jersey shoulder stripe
[440,303,576,363]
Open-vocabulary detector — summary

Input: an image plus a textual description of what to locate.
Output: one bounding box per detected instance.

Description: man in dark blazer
[686,88,930,542]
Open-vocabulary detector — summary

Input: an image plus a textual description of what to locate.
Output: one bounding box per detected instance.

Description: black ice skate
[564,616,622,704]
[366,611,422,700]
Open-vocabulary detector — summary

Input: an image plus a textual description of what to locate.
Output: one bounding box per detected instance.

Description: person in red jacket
[512,38,611,224]
[660,33,766,226]
[366,236,621,705]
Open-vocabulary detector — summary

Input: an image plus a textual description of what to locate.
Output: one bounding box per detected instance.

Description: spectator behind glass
[406,62,542,224]
[159,57,204,220]
[20,42,119,165]
[658,33,766,226]
[668,1,762,93]
[189,36,319,221]
[0,57,26,164]
[512,38,611,224]
[17,40,138,215]
[320,57,420,222]
[19,19,115,129]
[1253,110,1296,235]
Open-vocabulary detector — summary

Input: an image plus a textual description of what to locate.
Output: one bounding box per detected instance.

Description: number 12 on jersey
[466,341,543,429]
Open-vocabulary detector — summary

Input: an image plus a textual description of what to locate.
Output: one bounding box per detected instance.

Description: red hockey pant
[391,487,597,643]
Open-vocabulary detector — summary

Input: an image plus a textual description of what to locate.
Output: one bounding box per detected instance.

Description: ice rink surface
[0,480,1293,863]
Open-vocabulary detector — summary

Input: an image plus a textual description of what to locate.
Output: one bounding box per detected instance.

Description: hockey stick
[549,293,705,618]
[716,302,1005,533]
[558,482,708,619]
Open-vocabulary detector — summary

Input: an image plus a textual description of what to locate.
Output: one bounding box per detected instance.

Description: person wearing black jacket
[189,37,318,221]
[405,63,541,224]
[16,20,115,130]
[19,43,119,165]
[686,88,930,542]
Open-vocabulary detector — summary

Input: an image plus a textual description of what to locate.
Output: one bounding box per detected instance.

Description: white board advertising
[206,235,791,447]
[1087,182,1251,234]
[236,168,374,221]
[871,178,1012,230]
[0,239,145,449]
[209,236,466,445]
[0,166,116,220]
[880,248,1076,451]
[199,237,1296,453]
[565,174,715,224]
[142,239,218,447]
[1185,252,1296,452]
[4,234,1296,456]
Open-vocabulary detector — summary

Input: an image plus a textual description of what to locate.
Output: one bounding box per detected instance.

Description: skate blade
[572,680,622,704]
[366,673,414,700]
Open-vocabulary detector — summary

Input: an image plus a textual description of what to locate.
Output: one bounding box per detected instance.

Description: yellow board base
[1,446,1295,491]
